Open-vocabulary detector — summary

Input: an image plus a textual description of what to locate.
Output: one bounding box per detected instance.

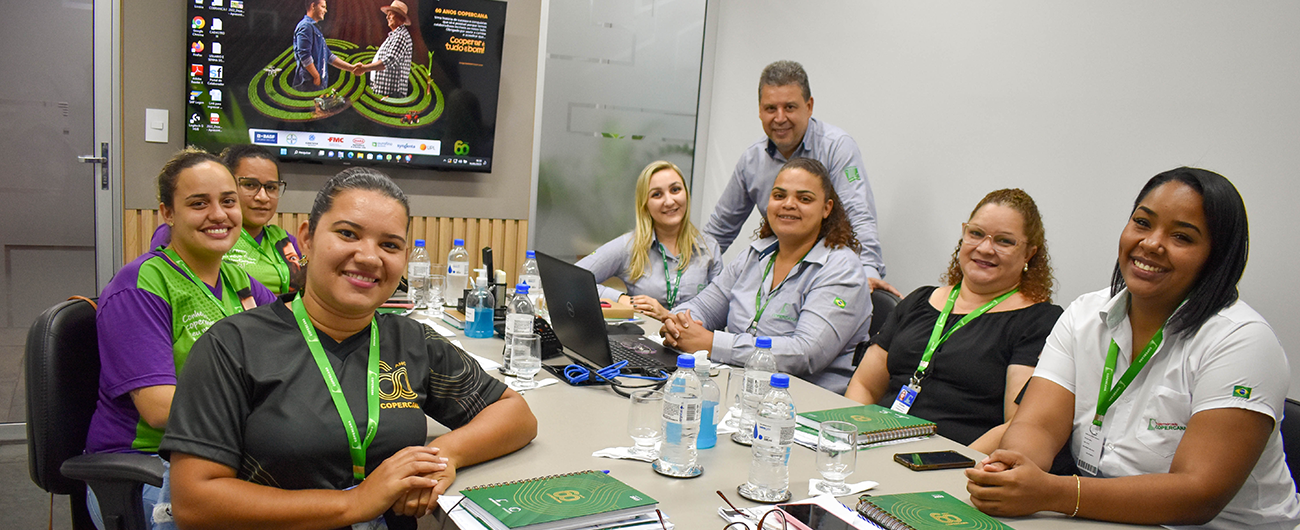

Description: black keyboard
[609,340,669,373]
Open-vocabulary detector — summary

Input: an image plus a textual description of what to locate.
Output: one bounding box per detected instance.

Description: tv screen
[185,0,507,172]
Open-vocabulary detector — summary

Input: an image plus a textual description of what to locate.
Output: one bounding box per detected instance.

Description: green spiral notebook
[796,404,936,445]
[856,491,1014,530]
[458,470,658,530]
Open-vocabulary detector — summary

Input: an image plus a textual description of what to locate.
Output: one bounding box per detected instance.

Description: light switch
[145,108,169,143]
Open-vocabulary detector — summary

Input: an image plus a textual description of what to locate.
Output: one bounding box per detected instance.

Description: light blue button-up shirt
[703,117,885,279]
[674,236,872,393]
[576,232,723,309]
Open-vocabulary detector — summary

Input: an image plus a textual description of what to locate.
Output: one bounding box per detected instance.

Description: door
[0,0,105,428]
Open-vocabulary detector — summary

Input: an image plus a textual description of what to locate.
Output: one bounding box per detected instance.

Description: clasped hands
[351,445,457,520]
[660,309,713,353]
[965,449,1075,517]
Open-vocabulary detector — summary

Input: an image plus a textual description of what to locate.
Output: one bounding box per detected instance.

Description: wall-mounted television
[185,0,506,172]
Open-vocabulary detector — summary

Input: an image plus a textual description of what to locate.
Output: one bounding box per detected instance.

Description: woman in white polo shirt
[966,167,1300,528]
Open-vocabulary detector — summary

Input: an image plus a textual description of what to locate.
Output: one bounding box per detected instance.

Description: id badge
[1076,423,1105,477]
[890,383,920,414]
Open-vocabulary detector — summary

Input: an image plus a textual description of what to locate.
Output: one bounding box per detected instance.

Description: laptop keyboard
[609,340,670,373]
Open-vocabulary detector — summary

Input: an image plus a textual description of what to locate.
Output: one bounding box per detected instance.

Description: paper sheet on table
[437,495,487,530]
[438,495,672,529]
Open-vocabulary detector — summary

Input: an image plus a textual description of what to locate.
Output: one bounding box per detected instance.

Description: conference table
[418,316,1138,530]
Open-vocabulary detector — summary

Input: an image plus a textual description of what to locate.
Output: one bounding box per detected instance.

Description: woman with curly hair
[577,160,722,321]
[845,188,1062,454]
[662,157,871,393]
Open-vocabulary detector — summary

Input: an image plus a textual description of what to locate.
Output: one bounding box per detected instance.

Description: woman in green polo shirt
[150,144,302,294]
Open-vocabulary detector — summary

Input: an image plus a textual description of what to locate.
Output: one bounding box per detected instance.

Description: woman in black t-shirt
[160,168,537,530]
[844,189,1061,454]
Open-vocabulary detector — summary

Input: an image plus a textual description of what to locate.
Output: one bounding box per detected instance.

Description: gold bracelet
[1070,474,1081,518]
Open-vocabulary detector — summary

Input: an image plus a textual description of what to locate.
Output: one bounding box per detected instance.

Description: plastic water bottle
[653,355,703,478]
[694,351,720,450]
[464,268,496,338]
[519,250,545,319]
[733,336,777,445]
[407,239,431,310]
[447,239,470,306]
[738,373,796,503]
[503,283,535,373]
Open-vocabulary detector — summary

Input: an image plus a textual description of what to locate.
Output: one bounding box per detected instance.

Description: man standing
[704,61,898,295]
[292,0,355,91]
[354,1,415,99]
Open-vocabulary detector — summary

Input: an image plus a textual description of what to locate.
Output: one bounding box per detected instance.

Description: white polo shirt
[1035,288,1300,529]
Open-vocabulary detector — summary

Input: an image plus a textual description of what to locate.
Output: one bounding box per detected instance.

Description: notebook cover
[459,470,658,530]
[856,491,1014,530]
[795,404,936,443]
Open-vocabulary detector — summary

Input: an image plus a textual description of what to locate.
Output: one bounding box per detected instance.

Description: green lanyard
[912,283,1018,381]
[1093,329,1164,427]
[749,248,810,330]
[658,242,684,309]
[162,248,239,318]
[239,228,291,290]
[291,294,381,481]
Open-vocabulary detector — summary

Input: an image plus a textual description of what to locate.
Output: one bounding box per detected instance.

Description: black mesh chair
[1282,398,1300,492]
[852,289,902,366]
[26,297,165,530]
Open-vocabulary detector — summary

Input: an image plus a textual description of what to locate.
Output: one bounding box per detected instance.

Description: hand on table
[349,446,444,520]
[389,448,455,517]
[661,309,711,353]
[965,449,1071,517]
[628,295,670,321]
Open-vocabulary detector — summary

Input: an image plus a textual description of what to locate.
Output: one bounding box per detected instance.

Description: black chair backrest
[26,298,100,495]
[1282,398,1300,492]
[869,289,902,338]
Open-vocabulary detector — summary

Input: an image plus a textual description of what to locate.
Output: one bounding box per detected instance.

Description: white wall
[698,0,1300,392]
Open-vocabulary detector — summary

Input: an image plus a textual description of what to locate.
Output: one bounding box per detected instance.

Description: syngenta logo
[1147,418,1186,431]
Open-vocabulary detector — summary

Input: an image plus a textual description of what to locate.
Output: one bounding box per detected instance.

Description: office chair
[852,289,902,366]
[1282,398,1300,492]
[26,297,165,530]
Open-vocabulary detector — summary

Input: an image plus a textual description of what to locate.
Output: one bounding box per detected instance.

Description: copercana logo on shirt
[1147,418,1186,431]
[379,360,419,409]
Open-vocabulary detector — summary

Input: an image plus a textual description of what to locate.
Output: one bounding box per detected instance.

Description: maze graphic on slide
[247,39,444,128]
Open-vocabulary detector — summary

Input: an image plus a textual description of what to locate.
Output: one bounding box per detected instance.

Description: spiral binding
[861,424,936,445]
[461,469,597,491]
[855,497,916,530]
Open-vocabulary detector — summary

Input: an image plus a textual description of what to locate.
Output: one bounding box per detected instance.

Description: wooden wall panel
[122,210,531,285]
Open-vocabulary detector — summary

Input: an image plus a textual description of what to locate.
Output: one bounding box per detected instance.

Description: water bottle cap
[770,373,790,388]
[526,250,536,258]
[414,239,425,247]
[515,283,530,294]
[453,238,465,246]
[675,354,694,369]
[755,336,772,349]
[693,351,710,370]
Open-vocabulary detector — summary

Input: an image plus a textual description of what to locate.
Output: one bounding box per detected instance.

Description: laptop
[535,251,682,375]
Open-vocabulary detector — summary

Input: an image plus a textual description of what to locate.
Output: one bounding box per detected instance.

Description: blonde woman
[577,160,723,321]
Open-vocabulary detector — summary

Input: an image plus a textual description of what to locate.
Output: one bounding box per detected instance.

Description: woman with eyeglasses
[966,169,1300,527]
[151,144,302,294]
[661,158,871,393]
[845,189,1062,454]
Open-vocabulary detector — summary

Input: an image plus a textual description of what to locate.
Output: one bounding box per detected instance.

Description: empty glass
[427,264,446,317]
[627,389,664,458]
[510,333,541,390]
[815,421,858,495]
[724,365,745,428]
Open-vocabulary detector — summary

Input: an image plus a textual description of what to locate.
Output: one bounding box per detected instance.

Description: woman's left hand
[389,451,456,517]
[661,310,711,352]
[629,295,670,321]
[965,449,1073,517]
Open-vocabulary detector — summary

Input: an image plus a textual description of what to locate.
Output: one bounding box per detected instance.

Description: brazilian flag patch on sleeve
[1233,385,1252,399]
[833,296,846,308]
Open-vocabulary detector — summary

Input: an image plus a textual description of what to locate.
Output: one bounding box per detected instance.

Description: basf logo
[253,132,277,144]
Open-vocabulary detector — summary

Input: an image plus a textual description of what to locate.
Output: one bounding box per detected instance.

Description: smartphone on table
[893,450,978,471]
[769,502,858,530]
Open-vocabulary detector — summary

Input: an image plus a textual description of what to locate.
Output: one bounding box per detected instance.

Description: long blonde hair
[628,161,704,282]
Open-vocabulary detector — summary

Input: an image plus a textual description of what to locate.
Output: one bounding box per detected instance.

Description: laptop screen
[534,251,616,368]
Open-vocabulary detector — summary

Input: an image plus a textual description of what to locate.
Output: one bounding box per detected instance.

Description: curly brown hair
[756,158,861,252]
[941,188,1054,303]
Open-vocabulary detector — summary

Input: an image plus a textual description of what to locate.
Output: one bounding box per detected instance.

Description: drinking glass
[815,421,857,495]
[627,390,664,458]
[426,264,445,317]
[510,333,541,390]
[724,365,745,428]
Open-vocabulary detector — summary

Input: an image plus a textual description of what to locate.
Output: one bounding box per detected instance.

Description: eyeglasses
[961,223,1022,255]
[237,177,287,198]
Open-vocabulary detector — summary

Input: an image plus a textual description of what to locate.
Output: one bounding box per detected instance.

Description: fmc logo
[328,136,344,143]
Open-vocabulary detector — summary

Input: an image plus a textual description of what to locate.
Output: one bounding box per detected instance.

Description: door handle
[78,142,110,190]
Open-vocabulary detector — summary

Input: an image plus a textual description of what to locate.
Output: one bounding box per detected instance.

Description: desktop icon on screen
[190,64,204,76]
[191,41,204,54]
[211,18,223,31]
[211,42,222,55]
[209,113,220,124]
[209,89,222,103]
[191,16,205,29]
[209,65,223,81]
